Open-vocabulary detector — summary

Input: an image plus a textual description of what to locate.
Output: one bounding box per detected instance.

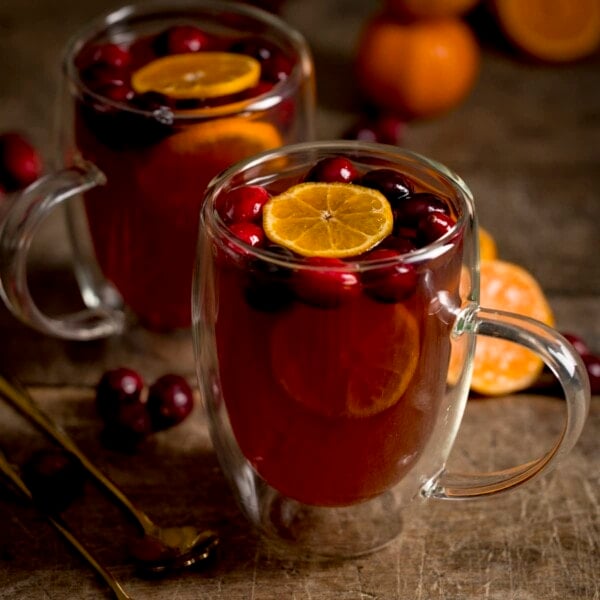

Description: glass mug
[193,141,590,558]
[0,0,314,340]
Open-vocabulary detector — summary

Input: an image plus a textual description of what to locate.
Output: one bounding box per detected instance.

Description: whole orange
[385,0,480,19]
[356,15,480,119]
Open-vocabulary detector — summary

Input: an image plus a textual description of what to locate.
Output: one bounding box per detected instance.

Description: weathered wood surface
[0,0,599,598]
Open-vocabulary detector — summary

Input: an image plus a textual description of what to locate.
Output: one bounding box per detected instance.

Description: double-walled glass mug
[193,141,590,559]
[0,0,315,340]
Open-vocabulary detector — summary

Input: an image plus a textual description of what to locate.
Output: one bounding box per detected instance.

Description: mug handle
[423,305,590,500]
[0,162,126,340]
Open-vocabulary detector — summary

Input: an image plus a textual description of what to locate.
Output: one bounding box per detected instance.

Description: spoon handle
[0,374,155,535]
[0,448,134,600]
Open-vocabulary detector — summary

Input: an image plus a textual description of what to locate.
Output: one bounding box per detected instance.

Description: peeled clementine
[479,226,497,260]
[492,0,600,62]
[385,0,480,19]
[356,15,480,119]
[461,259,554,395]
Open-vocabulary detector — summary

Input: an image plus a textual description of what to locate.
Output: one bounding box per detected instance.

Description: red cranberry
[147,374,195,431]
[418,212,457,245]
[22,449,86,514]
[261,53,293,82]
[343,114,404,145]
[97,82,135,103]
[81,64,129,89]
[358,168,413,206]
[0,132,43,191]
[162,25,212,54]
[90,43,131,69]
[229,222,265,247]
[562,332,591,357]
[305,157,359,183]
[102,402,153,452]
[293,257,360,308]
[230,37,277,62]
[361,248,417,303]
[582,354,600,395]
[96,367,145,421]
[394,193,449,227]
[245,244,295,313]
[217,185,270,223]
[380,235,417,254]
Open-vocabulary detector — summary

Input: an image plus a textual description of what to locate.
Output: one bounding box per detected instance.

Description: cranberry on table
[361,248,418,303]
[305,157,359,183]
[217,185,270,223]
[582,354,600,395]
[22,448,86,514]
[358,168,413,205]
[147,374,195,431]
[0,132,43,191]
[293,257,360,308]
[96,367,145,421]
[160,25,212,54]
[101,402,154,452]
[561,332,591,357]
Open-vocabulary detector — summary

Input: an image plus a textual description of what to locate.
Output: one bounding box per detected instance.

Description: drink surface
[73,22,296,329]
[209,156,464,506]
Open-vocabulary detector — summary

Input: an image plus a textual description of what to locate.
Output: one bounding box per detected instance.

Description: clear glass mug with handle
[0,0,315,340]
[192,141,590,559]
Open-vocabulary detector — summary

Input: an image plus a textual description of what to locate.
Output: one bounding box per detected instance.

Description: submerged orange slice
[492,0,600,62]
[263,183,394,258]
[136,118,282,204]
[271,302,420,418]
[131,52,261,99]
[467,259,554,395]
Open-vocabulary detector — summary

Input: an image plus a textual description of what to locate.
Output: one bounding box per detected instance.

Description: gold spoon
[0,374,218,574]
[0,447,133,600]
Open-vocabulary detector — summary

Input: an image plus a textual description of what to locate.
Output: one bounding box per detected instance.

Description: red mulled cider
[200,151,465,506]
[68,3,314,329]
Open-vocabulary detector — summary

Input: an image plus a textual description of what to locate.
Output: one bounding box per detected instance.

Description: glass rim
[202,140,475,271]
[62,0,312,122]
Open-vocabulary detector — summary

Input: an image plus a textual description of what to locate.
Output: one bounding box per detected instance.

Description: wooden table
[1,1,599,598]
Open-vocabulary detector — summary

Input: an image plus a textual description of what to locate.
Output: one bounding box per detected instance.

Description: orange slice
[479,226,497,260]
[270,302,420,418]
[467,259,554,395]
[131,52,261,99]
[136,117,282,205]
[262,183,393,258]
[492,0,600,62]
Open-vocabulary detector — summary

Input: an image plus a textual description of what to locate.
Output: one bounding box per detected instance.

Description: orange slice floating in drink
[131,52,261,99]
[271,302,420,418]
[263,182,394,258]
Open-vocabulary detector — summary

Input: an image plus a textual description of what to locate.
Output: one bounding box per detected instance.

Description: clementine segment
[479,226,497,260]
[468,259,554,395]
[385,0,480,18]
[355,15,480,119]
[492,0,600,62]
